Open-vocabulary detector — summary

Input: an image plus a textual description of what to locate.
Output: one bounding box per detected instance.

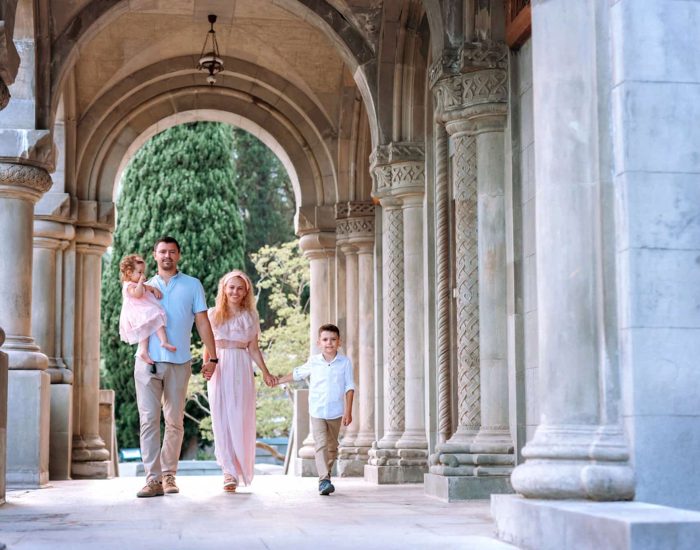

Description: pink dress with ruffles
[207,308,259,485]
[118,282,167,345]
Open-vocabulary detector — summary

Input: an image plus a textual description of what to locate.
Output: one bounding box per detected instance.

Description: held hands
[262,372,278,387]
[201,360,216,381]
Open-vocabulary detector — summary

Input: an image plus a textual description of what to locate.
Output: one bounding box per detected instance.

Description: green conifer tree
[101,122,245,450]
[232,129,296,327]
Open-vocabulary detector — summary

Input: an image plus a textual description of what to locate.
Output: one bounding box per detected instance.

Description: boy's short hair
[318,323,340,337]
[153,235,181,252]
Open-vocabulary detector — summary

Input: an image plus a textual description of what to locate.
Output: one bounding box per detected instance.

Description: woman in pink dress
[204,270,275,492]
[118,254,176,366]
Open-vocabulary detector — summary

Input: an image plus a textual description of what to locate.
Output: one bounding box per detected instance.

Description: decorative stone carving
[453,134,480,433]
[370,143,425,198]
[383,207,405,438]
[434,123,452,444]
[336,201,375,241]
[434,69,508,118]
[429,41,508,88]
[0,163,52,199]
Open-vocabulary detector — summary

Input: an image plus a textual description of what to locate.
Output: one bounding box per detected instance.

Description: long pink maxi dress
[118,282,167,344]
[207,308,259,486]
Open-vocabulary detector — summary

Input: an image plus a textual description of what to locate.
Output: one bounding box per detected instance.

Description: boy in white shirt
[276,323,355,495]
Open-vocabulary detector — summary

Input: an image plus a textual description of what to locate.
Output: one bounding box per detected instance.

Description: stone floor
[1,475,517,549]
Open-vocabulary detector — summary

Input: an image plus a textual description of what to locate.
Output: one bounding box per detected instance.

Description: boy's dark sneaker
[319,479,335,495]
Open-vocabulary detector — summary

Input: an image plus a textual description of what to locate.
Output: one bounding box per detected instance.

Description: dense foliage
[101,122,246,450]
[232,129,296,327]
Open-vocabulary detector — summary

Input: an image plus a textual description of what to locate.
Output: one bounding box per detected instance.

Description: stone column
[426,47,515,500]
[295,231,336,477]
[394,191,428,461]
[71,226,111,478]
[366,143,427,484]
[433,122,452,446]
[33,218,75,480]
[353,237,375,451]
[507,0,634,502]
[0,162,51,487]
[337,203,375,476]
[0,328,8,504]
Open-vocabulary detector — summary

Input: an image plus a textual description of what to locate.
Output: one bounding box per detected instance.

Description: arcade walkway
[1,475,516,549]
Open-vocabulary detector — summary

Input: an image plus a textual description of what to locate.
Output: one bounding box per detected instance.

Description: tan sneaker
[163,474,179,494]
[136,479,164,498]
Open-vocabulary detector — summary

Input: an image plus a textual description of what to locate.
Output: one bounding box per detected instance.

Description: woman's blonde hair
[211,270,257,326]
[119,254,145,283]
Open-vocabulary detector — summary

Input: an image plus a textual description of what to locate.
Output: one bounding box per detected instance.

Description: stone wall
[611,0,700,511]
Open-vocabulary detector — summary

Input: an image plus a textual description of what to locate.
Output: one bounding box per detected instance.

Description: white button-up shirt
[293,353,355,420]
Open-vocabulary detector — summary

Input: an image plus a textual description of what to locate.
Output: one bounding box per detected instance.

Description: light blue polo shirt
[146,272,208,364]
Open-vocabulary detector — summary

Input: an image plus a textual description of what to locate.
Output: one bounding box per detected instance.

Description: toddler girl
[118,254,176,365]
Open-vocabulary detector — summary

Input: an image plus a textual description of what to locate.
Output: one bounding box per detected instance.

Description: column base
[337,446,370,477]
[491,494,700,550]
[7,370,50,488]
[364,463,427,484]
[292,457,339,478]
[49,384,73,480]
[424,473,513,501]
[293,457,317,477]
[71,460,110,479]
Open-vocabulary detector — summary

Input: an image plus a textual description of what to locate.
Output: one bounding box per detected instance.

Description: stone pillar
[295,231,336,477]
[33,219,74,480]
[0,162,52,487]
[337,203,375,476]
[366,143,427,484]
[506,0,634,502]
[433,122,452,446]
[0,328,8,504]
[426,46,515,500]
[71,226,111,478]
[353,238,375,450]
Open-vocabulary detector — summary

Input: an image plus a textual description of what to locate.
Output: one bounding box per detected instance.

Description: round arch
[48,0,379,148]
[75,57,342,215]
[113,109,301,208]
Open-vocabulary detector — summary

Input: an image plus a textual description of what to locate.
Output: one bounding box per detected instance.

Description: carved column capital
[429,41,508,89]
[0,162,52,202]
[370,142,425,201]
[33,219,75,250]
[299,231,336,261]
[434,69,508,124]
[75,226,112,256]
[77,200,115,231]
[336,201,375,248]
[431,40,509,126]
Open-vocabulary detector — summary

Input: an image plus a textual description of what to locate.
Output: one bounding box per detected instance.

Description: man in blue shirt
[134,236,219,498]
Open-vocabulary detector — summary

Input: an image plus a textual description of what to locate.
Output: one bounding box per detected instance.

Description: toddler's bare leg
[156,326,176,351]
[137,338,153,364]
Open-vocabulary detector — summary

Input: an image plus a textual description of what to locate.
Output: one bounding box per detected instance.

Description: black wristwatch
[209,358,219,364]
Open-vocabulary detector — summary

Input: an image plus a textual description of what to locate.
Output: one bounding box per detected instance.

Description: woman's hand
[263,372,276,387]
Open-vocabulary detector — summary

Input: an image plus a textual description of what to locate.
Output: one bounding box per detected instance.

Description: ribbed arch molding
[76,59,340,214]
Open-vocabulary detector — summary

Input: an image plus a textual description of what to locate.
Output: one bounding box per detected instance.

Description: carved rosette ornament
[0,162,52,201]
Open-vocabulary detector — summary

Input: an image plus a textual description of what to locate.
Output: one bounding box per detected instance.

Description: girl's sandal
[223,473,237,493]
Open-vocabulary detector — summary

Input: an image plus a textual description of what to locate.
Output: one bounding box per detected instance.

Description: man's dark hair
[318,323,340,337]
[153,236,181,252]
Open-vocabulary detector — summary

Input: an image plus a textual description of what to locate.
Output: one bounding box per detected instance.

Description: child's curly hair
[119,254,145,283]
